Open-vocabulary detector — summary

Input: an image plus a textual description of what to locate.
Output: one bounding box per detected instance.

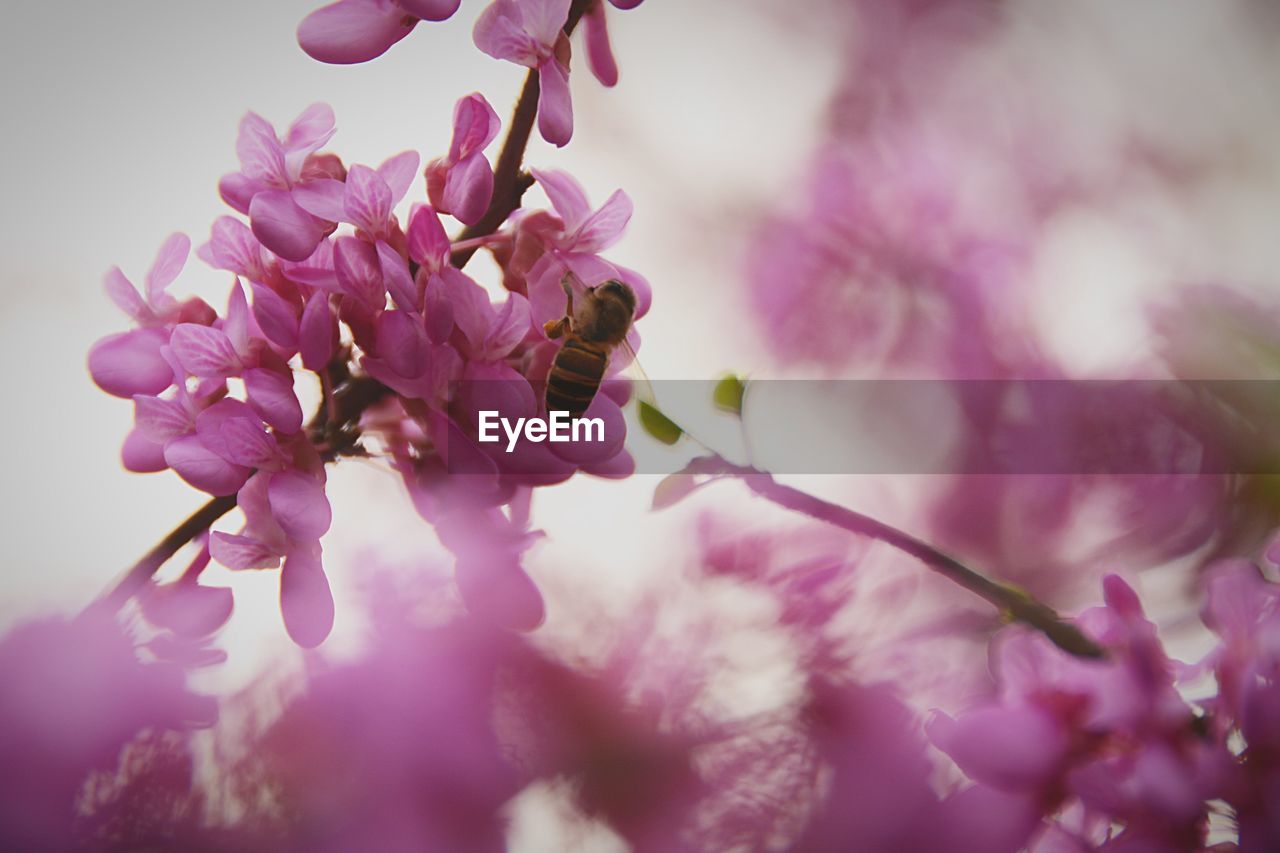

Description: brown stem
[99,0,597,610]
[100,495,237,610]
[693,458,1104,658]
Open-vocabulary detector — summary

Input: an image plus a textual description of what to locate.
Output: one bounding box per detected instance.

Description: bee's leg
[543,316,570,339]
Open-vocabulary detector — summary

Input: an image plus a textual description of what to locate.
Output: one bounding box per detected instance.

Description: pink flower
[520,168,649,331]
[298,0,462,64]
[473,0,575,146]
[218,104,340,261]
[928,575,1229,850]
[292,150,420,241]
[425,93,501,226]
[581,0,645,87]
[88,233,214,399]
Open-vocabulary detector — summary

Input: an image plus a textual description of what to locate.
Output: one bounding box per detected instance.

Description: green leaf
[712,374,746,415]
[638,400,682,445]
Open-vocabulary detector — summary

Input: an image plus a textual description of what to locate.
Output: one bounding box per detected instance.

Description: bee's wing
[613,330,658,408]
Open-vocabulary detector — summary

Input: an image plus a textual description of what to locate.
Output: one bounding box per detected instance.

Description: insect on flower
[542,269,640,420]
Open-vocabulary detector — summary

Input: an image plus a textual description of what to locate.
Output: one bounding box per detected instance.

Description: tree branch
[690,457,1105,658]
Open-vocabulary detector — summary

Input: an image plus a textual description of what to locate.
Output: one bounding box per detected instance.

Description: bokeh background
[5,1,1280,848]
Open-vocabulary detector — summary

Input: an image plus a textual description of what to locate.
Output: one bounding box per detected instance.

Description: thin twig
[688,457,1105,658]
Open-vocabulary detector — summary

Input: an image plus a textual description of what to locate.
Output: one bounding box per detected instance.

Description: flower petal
[133,395,193,443]
[235,112,287,185]
[377,240,419,313]
[268,471,333,540]
[530,168,591,232]
[377,150,420,204]
[406,204,451,270]
[523,0,572,46]
[473,0,541,66]
[299,291,337,371]
[170,323,242,379]
[583,2,619,87]
[297,0,417,64]
[88,328,173,398]
[249,283,300,350]
[570,188,632,253]
[210,532,282,570]
[454,555,545,632]
[334,236,386,311]
[344,164,393,236]
[376,309,430,378]
[164,435,252,496]
[282,103,337,180]
[122,428,169,473]
[280,546,334,647]
[442,151,494,226]
[397,0,461,21]
[291,178,348,222]
[450,92,502,161]
[203,217,268,282]
[244,368,304,434]
[145,233,191,301]
[249,189,328,262]
[104,268,146,320]
[536,58,574,147]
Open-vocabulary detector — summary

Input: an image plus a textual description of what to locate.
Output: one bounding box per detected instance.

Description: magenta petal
[536,58,574,147]
[170,323,242,379]
[244,368,304,434]
[104,268,146,320]
[299,291,337,371]
[530,168,591,231]
[442,152,494,226]
[89,327,173,398]
[249,190,327,262]
[473,0,542,66]
[142,582,234,638]
[422,272,455,344]
[928,707,1068,791]
[524,0,573,45]
[281,103,337,178]
[268,471,332,540]
[133,395,192,442]
[333,236,385,311]
[607,0,644,8]
[397,0,461,21]
[376,309,430,378]
[482,292,531,359]
[297,0,417,64]
[236,112,288,185]
[210,531,281,570]
[122,428,170,473]
[454,556,545,632]
[145,233,191,300]
[220,417,283,469]
[344,165,393,236]
[280,547,334,648]
[206,216,267,281]
[377,240,419,312]
[218,172,265,215]
[165,435,252,496]
[291,178,348,222]
[450,92,502,160]
[377,150,420,204]
[406,204,451,269]
[583,2,618,87]
[249,283,300,350]
[571,188,632,252]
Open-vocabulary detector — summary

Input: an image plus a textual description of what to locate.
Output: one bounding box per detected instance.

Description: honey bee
[543,274,638,419]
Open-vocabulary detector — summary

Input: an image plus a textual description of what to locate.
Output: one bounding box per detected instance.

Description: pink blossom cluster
[88,97,648,646]
[297,0,644,146]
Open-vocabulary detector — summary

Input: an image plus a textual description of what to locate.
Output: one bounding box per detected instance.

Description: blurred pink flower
[298,0,462,64]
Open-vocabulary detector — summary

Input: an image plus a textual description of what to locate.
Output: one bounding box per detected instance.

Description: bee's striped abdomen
[546,336,608,419]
